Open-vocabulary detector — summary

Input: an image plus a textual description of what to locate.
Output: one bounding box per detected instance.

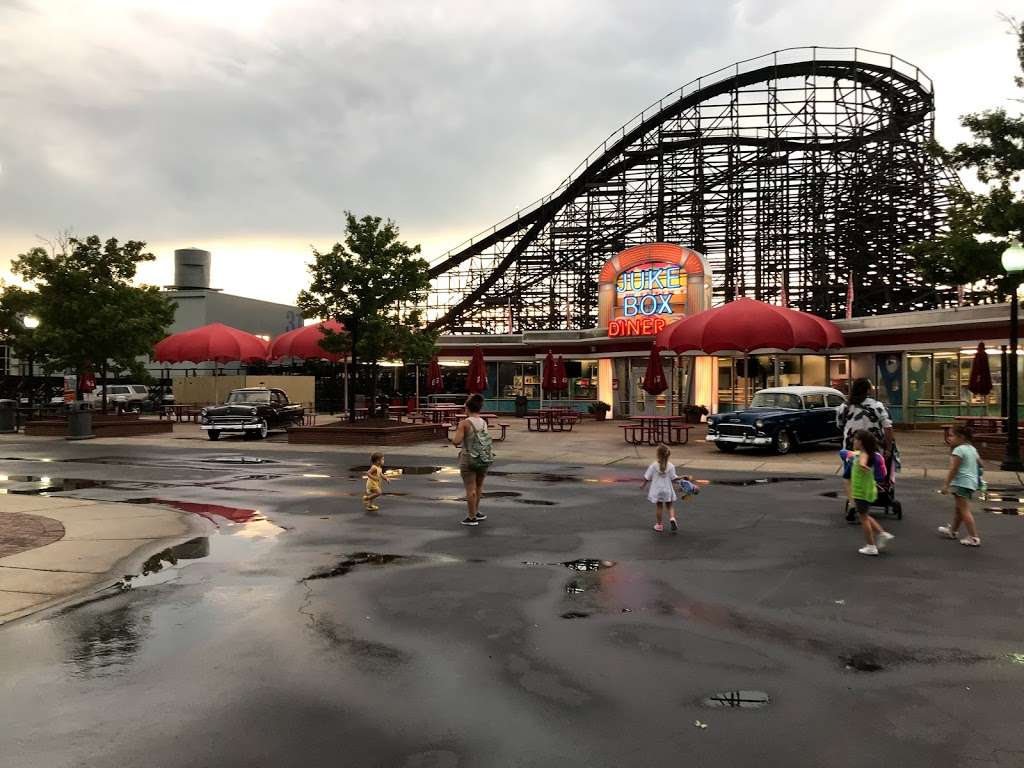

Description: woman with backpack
[449,393,495,526]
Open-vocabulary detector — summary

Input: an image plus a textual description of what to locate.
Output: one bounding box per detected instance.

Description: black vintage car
[705,386,847,455]
[199,388,304,440]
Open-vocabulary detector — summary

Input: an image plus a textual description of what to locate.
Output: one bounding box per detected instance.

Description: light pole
[1001,243,1024,472]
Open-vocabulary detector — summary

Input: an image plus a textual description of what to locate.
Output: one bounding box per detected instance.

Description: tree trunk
[348,324,358,424]
[100,364,108,414]
[368,361,379,419]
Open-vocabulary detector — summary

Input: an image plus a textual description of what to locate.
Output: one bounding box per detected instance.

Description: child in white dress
[641,444,679,532]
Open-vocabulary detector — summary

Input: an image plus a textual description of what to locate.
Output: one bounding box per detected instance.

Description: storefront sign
[597,244,710,331]
[615,262,687,319]
[608,316,668,337]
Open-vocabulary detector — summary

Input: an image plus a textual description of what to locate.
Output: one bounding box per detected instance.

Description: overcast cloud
[0,0,1017,303]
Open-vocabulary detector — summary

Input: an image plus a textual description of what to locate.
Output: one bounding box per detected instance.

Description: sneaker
[937,525,957,539]
[875,532,894,551]
[653,523,664,532]
[669,518,678,532]
[473,512,487,521]
[460,517,479,526]
[858,545,879,556]
[959,536,981,547]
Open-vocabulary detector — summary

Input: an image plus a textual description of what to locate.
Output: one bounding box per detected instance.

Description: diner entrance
[612,356,692,417]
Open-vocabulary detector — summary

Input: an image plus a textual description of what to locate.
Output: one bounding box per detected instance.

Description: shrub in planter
[588,401,612,421]
[683,404,709,423]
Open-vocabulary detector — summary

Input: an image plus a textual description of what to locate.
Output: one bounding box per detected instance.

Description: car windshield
[750,392,802,410]
[226,391,270,404]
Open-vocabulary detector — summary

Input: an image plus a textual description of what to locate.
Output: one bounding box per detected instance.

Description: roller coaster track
[426,47,960,332]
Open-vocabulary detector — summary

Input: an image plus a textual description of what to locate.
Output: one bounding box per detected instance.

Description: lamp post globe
[1001,242,1024,472]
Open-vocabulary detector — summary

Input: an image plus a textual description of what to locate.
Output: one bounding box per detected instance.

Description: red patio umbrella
[153,322,268,364]
[268,320,346,362]
[542,350,558,394]
[466,347,488,394]
[655,298,844,354]
[642,344,668,395]
[555,355,570,392]
[426,355,444,394]
[968,342,993,397]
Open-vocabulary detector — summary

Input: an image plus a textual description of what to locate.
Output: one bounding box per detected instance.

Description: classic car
[199,387,304,440]
[705,386,847,455]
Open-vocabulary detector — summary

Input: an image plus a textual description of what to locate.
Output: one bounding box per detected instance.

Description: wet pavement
[2,441,1024,767]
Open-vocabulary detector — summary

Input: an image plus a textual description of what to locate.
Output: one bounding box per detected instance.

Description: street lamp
[1001,243,1024,472]
[22,316,39,329]
[21,316,39,380]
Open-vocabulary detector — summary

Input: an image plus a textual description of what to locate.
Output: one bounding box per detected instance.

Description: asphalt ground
[1,440,1024,768]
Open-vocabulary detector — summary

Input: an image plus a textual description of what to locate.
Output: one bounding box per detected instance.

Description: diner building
[433,245,1017,426]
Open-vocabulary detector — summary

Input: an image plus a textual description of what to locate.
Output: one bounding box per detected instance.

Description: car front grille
[209,417,252,426]
[715,423,753,437]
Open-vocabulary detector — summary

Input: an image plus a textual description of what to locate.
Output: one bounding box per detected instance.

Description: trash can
[515,395,529,418]
[0,399,16,434]
[66,401,95,441]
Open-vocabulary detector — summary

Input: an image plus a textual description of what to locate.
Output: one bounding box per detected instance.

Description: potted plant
[683,404,709,424]
[588,401,612,421]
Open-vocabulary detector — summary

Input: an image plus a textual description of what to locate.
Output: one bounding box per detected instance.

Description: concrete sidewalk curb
[0,497,207,625]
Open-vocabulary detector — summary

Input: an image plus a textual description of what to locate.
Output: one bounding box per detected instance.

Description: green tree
[6,235,176,409]
[910,19,1024,296]
[298,213,435,421]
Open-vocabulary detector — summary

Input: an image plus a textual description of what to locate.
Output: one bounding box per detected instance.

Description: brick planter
[23,416,172,438]
[288,421,448,445]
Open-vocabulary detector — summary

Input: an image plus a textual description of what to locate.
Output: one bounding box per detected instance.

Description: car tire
[255,419,269,440]
[773,430,795,455]
[715,442,737,453]
[207,430,221,441]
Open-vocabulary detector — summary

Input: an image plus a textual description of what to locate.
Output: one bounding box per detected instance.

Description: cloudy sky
[0,0,1017,304]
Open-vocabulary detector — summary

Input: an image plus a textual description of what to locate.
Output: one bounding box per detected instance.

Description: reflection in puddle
[66,604,148,679]
[982,507,1024,516]
[125,498,263,525]
[714,477,821,487]
[560,611,590,619]
[0,475,103,494]
[349,465,444,476]
[702,690,770,709]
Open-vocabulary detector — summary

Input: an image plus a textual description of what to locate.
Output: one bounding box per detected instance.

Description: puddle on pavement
[517,499,556,506]
[702,690,771,709]
[982,507,1024,516]
[203,456,276,465]
[304,552,419,580]
[563,559,617,571]
[714,477,821,487]
[0,475,169,494]
[843,653,884,672]
[560,611,590,619]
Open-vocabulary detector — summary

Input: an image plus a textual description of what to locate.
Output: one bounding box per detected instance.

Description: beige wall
[173,375,315,406]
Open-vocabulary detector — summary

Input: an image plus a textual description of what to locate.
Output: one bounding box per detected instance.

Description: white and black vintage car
[200,388,304,440]
[705,386,847,455]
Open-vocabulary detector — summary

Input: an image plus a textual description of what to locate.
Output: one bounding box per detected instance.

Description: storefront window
[906,353,933,417]
[933,353,959,403]
[874,353,902,422]
[569,360,598,401]
[717,357,736,411]
[828,355,850,393]
[777,355,803,387]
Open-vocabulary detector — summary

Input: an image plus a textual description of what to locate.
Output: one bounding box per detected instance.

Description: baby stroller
[843,444,902,521]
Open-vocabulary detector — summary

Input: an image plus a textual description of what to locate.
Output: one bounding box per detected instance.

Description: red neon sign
[607,316,667,337]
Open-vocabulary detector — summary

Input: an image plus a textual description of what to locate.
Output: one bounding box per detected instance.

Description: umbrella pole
[744,353,750,407]
[415,363,420,411]
[343,358,349,416]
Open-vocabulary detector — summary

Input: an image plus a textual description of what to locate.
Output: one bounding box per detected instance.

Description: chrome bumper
[200,422,262,432]
[706,433,772,446]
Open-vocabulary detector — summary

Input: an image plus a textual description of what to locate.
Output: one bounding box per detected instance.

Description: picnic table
[525,408,580,432]
[623,415,694,446]
[944,415,1023,445]
[160,404,205,423]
